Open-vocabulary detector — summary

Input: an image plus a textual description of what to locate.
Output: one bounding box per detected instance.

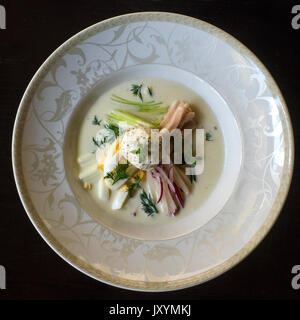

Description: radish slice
[157,177,163,203]
[147,169,166,214]
[157,189,168,215]
[175,164,192,186]
[150,166,180,215]
[168,166,174,182]
[158,165,184,208]
[168,166,185,206]
[152,173,168,215]
[173,183,184,208]
[156,165,183,211]
[173,166,189,195]
[156,166,176,193]
[169,209,178,217]
[151,168,160,180]
[152,168,164,204]
[163,179,177,214]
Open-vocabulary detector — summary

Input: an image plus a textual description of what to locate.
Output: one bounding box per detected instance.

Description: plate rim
[12,11,294,291]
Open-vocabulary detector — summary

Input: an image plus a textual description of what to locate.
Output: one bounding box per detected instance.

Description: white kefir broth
[76,78,224,225]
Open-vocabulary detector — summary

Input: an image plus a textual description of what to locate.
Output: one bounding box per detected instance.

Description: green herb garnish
[140,189,158,216]
[104,123,119,138]
[92,137,100,148]
[189,161,197,183]
[98,136,108,146]
[104,163,129,185]
[92,115,101,126]
[131,84,143,101]
[148,86,153,97]
[128,176,141,198]
[206,132,213,141]
[131,143,147,163]
[131,148,141,155]
[93,136,107,148]
[138,143,147,164]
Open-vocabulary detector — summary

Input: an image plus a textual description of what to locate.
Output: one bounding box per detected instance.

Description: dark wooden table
[0,0,299,300]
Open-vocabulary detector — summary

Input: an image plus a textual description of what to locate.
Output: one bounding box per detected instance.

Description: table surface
[0,0,299,300]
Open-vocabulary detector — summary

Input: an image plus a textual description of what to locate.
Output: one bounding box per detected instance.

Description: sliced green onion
[107,109,159,128]
[111,94,167,114]
[137,105,168,114]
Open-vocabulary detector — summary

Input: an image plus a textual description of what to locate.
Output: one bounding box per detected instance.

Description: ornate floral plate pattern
[12,12,294,291]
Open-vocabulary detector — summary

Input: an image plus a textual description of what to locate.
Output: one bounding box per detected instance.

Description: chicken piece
[179,111,195,129]
[160,100,194,131]
[159,100,181,128]
[164,106,186,131]
[181,119,197,130]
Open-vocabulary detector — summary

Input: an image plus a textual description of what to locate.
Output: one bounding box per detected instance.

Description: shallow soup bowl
[12,12,294,291]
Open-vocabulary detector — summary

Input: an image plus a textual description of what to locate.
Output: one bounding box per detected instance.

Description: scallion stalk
[107,109,159,128]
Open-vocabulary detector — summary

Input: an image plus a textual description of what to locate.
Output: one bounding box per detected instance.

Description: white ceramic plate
[12,12,294,291]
